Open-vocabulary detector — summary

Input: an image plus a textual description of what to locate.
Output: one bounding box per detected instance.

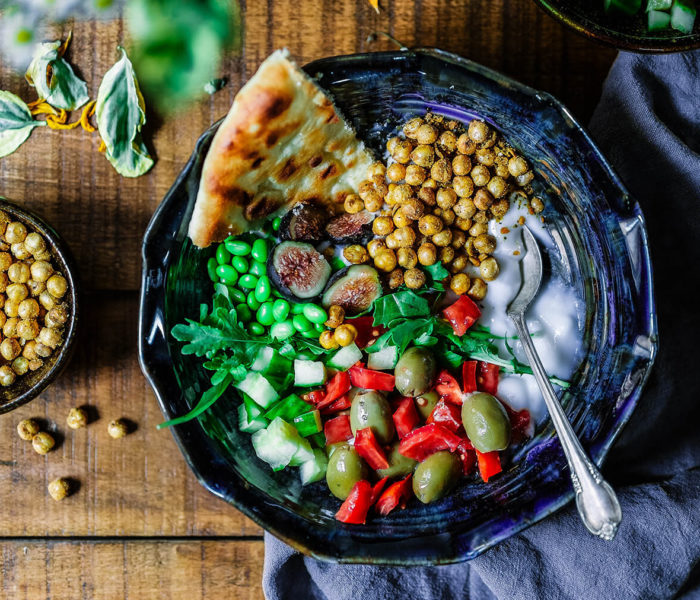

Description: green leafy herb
[422,260,449,284]
[0,90,45,158]
[25,36,89,111]
[371,290,431,327]
[157,373,234,429]
[95,47,154,178]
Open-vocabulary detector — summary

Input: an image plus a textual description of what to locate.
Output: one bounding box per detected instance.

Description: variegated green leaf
[0,91,45,158]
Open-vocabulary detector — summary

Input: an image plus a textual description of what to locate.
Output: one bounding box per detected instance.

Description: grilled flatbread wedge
[188,49,375,247]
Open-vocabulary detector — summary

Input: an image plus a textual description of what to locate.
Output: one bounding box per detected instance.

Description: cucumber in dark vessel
[279,202,327,243]
[321,265,383,315]
[325,210,374,244]
[268,241,331,301]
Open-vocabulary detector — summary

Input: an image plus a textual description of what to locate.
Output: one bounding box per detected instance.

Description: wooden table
[0,1,615,597]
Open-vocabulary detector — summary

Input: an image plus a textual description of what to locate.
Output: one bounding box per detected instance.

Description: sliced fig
[325,210,373,244]
[268,241,331,301]
[279,202,327,243]
[321,265,383,315]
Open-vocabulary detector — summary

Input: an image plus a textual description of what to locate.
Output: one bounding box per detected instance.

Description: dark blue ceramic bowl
[138,48,657,564]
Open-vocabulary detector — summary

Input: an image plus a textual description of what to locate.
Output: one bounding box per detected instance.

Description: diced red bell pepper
[349,366,395,392]
[456,439,477,476]
[375,475,413,516]
[462,360,478,393]
[307,390,326,405]
[335,480,373,524]
[477,362,500,396]
[347,316,386,349]
[320,394,352,415]
[475,449,502,482]
[435,370,464,405]
[442,295,481,337]
[393,397,420,439]
[316,371,351,409]
[354,427,389,470]
[426,399,462,433]
[370,477,389,504]
[324,414,353,445]
[398,423,463,461]
[501,403,531,444]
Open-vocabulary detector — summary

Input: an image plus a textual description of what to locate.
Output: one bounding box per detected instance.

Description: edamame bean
[270,319,295,340]
[246,291,261,311]
[292,302,307,315]
[272,299,291,322]
[256,302,275,326]
[301,328,318,339]
[224,239,252,256]
[249,322,265,336]
[232,256,249,273]
[302,304,328,325]
[216,244,232,265]
[272,217,282,232]
[251,238,269,263]
[292,314,313,332]
[314,323,325,334]
[216,264,239,285]
[239,274,258,289]
[229,288,246,304]
[236,304,252,323]
[249,261,266,276]
[255,276,271,302]
[207,258,218,282]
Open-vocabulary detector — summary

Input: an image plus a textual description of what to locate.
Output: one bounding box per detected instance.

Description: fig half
[325,210,373,245]
[279,202,327,243]
[268,241,331,301]
[321,265,383,315]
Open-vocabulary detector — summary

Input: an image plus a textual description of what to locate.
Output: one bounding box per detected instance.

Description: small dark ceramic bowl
[0,198,80,414]
[139,48,658,564]
[535,0,700,52]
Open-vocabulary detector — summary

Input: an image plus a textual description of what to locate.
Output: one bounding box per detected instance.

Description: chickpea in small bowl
[0,198,79,414]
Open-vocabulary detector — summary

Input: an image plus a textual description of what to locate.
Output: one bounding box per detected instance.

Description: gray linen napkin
[263,50,700,600]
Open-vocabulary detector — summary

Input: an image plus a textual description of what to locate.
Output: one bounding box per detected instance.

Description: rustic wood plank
[0,2,615,292]
[0,539,264,600]
[0,292,260,537]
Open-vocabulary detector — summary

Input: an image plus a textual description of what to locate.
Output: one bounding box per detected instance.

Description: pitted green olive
[461,392,510,452]
[376,442,417,479]
[412,451,461,504]
[350,391,395,444]
[415,390,440,420]
[394,346,437,397]
[326,445,368,500]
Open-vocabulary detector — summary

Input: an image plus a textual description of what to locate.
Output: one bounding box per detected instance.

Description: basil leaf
[372,290,431,327]
[0,91,45,158]
[96,47,154,178]
[25,40,89,111]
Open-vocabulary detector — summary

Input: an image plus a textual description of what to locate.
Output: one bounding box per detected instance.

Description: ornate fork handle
[510,313,622,540]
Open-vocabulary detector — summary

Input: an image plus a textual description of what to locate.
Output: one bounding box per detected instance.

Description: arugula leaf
[25,37,89,111]
[367,317,434,356]
[0,91,45,158]
[422,261,450,283]
[157,373,233,429]
[372,290,431,327]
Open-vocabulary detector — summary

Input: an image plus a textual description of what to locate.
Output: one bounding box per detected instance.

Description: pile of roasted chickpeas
[0,210,70,387]
[342,114,544,298]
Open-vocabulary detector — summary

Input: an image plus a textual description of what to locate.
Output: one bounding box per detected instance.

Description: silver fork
[506,226,622,541]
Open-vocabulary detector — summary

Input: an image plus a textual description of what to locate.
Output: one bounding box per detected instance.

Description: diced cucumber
[238,404,268,433]
[294,360,327,387]
[604,0,641,14]
[235,372,279,408]
[310,432,327,449]
[671,0,696,32]
[251,346,292,375]
[264,394,311,421]
[647,0,672,10]
[326,343,362,371]
[293,410,323,437]
[648,9,672,28]
[299,448,328,485]
[251,417,314,471]
[367,345,398,370]
[242,393,263,420]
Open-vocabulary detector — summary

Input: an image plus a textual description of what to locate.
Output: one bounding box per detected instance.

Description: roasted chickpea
[22,340,38,360]
[39,290,56,310]
[344,194,364,214]
[386,162,406,183]
[392,184,413,205]
[473,233,497,255]
[451,229,467,249]
[404,268,426,290]
[28,359,43,371]
[4,299,19,318]
[108,419,129,439]
[452,154,472,176]
[367,239,387,259]
[417,242,438,266]
[456,133,476,155]
[391,139,413,164]
[6,282,28,302]
[394,226,417,248]
[325,305,345,329]
[387,136,402,155]
[5,222,27,244]
[530,197,545,213]
[343,245,369,265]
[401,198,425,221]
[436,188,457,210]
[374,248,397,272]
[480,257,500,281]
[0,337,20,361]
[7,262,30,284]
[367,161,386,180]
[437,130,457,154]
[450,254,469,273]
[385,232,399,250]
[508,155,528,177]
[468,277,488,301]
[487,176,508,199]
[372,216,394,237]
[470,165,491,187]
[479,129,498,149]
[474,189,494,211]
[392,207,412,229]
[18,298,40,320]
[417,186,436,207]
[418,215,443,236]
[48,478,71,501]
[440,208,456,226]
[432,228,453,247]
[17,418,40,440]
[473,210,489,224]
[467,120,490,144]
[454,217,473,232]
[0,365,15,387]
[454,198,477,220]
[430,159,452,184]
[319,329,339,350]
[440,246,455,264]
[27,280,45,297]
[3,317,18,338]
[405,164,426,187]
[0,252,11,271]
[0,211,9,236]
[469,222,489,237]
[416,123,438,145]
[38,327,62,349]
[422,177,437,189]
[397,247,418,269]
[64,407,88,429]
[46,274,67,299]
[450,273,471,295]
[363,191,384,212]
[333,323,358,348]
[32,431,55,454]
[475,147,495,167]
[410,144,435,168]
[388,268,405,289]
[494,155,510,178]
[453,175,475,198]
[490,198,510,219]
[11,243,31,260]
[403,117,424,138]
[35,342,53,358]
[12,356,29,376]
[516,171,535,187]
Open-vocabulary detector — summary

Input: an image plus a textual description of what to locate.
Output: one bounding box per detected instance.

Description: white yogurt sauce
[474,200,585,424]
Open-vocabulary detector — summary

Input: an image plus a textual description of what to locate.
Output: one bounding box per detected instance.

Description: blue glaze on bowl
[138,48,657,565]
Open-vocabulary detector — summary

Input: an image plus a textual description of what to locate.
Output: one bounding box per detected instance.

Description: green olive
[461,392,511,453]
[325,445,368,500]
[412,451,461,504]
[394,346,437,397]
[415,390,440,420]
[350,391,395,444]
[376,442,417,479]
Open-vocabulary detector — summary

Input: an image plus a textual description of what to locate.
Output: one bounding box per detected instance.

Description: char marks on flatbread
[188,49,375,247]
